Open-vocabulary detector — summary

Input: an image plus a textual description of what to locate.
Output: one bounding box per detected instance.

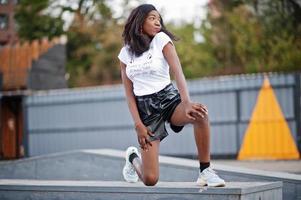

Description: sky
[59,0,210,30]
[145,0,209,24]
[109,0,210,25]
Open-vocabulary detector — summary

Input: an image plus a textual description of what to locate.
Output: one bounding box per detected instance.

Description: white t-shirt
[118,32,172,96]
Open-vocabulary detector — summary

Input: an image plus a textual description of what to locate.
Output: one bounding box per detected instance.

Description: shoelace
[205,168,219,178]
[128,165,136,175]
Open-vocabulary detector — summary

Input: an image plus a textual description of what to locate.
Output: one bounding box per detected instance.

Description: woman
[118,4,225,187]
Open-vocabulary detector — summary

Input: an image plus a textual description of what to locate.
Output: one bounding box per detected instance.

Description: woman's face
[142,10,162,37]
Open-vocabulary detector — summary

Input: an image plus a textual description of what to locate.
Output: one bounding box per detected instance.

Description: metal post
[0,93,2,159]
[22,97,29,157]
[236,89,241,156]
[294,73,301,155]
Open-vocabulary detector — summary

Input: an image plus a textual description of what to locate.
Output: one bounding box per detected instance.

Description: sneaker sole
[207,182,226,187]
[122,165,138,183]
[196,179,207,186]
[197,179,226,187]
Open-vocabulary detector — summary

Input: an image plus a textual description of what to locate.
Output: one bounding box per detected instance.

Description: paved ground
[212,159,301,174]
[0,149,298,200]
[1,154,300,175]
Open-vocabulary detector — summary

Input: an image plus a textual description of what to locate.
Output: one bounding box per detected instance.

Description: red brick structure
[0,0,18,45]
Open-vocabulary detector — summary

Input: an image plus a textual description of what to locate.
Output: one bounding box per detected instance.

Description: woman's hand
[183,101,208,121]
[135,122,155,151]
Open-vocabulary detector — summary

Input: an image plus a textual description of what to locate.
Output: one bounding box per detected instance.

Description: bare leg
[170,102,210,163]
[193,115,210,162]
[131,140,160,186]
[170,102,226,187]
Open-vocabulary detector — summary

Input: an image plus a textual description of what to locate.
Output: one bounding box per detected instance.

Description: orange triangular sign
[238,76,300,160]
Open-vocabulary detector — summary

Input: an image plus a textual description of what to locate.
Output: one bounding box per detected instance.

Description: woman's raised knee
[193,111,209,125]
[143,173,159,186]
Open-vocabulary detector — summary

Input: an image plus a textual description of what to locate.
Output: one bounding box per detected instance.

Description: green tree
[16,0,301,86]
[168,23,218,78]
[251,0,301,72]
[66,0,124,87]
[15,0,64,41]
[15,0,125,87]
[198,0,301,75]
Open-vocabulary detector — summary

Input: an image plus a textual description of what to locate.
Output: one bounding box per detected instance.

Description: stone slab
[0,180,282,200]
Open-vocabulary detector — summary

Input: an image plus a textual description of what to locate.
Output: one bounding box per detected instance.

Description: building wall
[28,44,67,90]
[23,73,301,158]
[0,0,18,45]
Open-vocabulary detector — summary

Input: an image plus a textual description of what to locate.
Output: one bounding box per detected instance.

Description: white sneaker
[122,146,139,183]
[196,167,226,187]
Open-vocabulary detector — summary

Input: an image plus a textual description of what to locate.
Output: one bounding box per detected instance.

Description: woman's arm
[120,61,154,150]
[163,43,207,120]
[120,61,143,127]
[162,42,190,103]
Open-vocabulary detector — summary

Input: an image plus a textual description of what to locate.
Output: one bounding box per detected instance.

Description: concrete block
[0,180,282,200]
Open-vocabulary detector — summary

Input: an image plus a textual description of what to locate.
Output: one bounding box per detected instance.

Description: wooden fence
[0,36,67,90]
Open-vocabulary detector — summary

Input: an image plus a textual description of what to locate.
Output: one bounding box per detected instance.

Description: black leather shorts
[136,83,184,142]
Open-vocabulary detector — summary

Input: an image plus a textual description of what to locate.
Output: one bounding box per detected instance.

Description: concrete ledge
[85,149,300,200]
[0,149,298,199]
[0,180,282,200]
[84,149,301,181]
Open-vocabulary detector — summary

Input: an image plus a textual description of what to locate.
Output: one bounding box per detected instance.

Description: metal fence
[23,72,301,158]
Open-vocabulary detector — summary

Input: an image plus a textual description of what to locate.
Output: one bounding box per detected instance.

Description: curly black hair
[122,4,177,57]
